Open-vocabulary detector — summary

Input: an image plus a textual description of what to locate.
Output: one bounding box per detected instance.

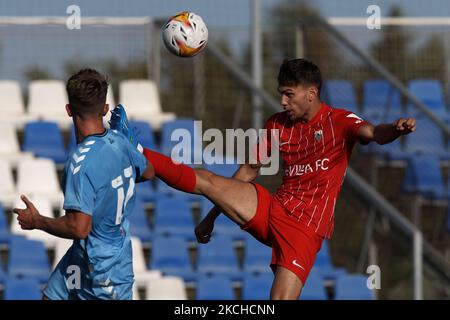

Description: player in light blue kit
[13,69,154,300]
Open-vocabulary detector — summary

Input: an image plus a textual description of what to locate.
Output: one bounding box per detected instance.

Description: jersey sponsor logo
[284,158,330,177]
[292,259,305,270]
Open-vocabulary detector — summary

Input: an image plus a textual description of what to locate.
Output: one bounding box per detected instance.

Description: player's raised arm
[356,117,416,145]
[13,195,92,239]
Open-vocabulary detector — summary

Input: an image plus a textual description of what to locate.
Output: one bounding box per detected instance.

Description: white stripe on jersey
[300,182,319,221]
[294,181,311,220]
[315,195,330,232]
[286,125,305,209]
[329,116,336,147]
[308,180,329,227]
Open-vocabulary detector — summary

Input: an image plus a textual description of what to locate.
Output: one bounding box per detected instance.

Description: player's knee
[271,287,301,300]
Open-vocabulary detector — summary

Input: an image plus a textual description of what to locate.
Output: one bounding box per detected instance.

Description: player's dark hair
[278,59,322,96]
[66,68,109,117]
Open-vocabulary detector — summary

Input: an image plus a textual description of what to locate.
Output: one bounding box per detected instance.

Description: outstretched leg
[143,148,258,225]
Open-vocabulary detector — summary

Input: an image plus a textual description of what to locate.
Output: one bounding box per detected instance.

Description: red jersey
[264,103,367,239]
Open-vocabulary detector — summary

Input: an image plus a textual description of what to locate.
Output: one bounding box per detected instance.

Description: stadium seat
[0,123,33,166]
[11,196,59,248]
[8,236,51,282]
[149,235,196,281]
[0,261,5,284]
[313,241,346,280]
[0,159,17,207]
[241,273,272,300]
[197,234,240,278]
[200,197,241,239]
[52,238,73,268]
[242,234,272,274]
[119,80,175,129]
[153,195,195,240]
[27,80,72,129]
[403,118,447,158]
[402,154,446,199]
[22,121,67,164]
[407,79,448,118]
[16,158,63,207]
[160,118,203,164]
[131,237,162,288]
[156,179,200,201]
[4,277,42,300]
[135,180,156,203]
[322,80,359,113]
[128,198,153,243]
[196,275,234,300]
[334,274,373,300]
[146,276,187,300]
[130,120,157,151]
[0,203,11,244]
[0,80,35,128]
[301,272,328,300]
[362,79,403,123]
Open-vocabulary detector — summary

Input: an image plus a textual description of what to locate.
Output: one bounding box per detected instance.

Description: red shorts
[241,183,324,285]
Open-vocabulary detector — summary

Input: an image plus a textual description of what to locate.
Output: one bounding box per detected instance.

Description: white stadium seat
[131,237,161,288]
[119,80,175,129]
[52,238,73,268]
[0,159,17,207]
[146,276,187,300]
[27,80,72,129]
[0,80,36,128]
[11,196,59,248]
[0,123,33,167]
[16,158,63,207]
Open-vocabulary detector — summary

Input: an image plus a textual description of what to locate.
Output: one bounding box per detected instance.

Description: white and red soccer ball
[162,11,208,58]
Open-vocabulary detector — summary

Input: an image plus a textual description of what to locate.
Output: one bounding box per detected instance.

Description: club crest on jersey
[314,129,323,142]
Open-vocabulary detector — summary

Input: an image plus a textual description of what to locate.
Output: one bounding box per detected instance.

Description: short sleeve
[128,143,148,181]
[340,111,369,143]
[63,168,96,215]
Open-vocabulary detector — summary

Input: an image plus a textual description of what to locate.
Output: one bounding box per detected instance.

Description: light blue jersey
[43,129,147,300]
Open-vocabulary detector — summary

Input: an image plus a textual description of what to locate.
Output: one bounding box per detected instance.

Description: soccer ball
[162,11,208,57]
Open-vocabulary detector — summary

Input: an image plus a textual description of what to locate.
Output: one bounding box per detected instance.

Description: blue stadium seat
[128,198,153,243]
[200,198,242,239]
[196,275,234,300]
[22,121,67,164]
[322,80,359,113]
[0,262,5,284]
[197,235,240,279]
[301,272,328,300]
[0,203,11,244]
[241,272,272,300]
[313,241,346,280]
[4,277,42,300]
[153,195,195,240]
[149,235,196,281]
[8,236,50,282]
[160,118,203,164]
[135,180,156,203]
[334,274,373,300]
[130,120,157,151]
[407,80,448,118]
[402,154,445,199]
[204,161,239,178]
[403,118,447,159]
[242,234,272,274]
[362,79,403,123]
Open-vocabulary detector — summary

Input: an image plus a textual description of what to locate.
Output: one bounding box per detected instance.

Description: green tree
[23,66,54,81]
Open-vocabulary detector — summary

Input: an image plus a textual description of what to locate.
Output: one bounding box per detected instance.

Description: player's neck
[73,117,106,143]
[300,101,322,123]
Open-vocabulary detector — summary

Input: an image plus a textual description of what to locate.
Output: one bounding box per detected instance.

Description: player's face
[278,84,313,121]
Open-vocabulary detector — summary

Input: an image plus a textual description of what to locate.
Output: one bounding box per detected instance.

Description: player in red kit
[110,59,416,300]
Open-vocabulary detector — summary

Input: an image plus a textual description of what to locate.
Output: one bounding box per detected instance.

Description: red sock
[143,148,196,193]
